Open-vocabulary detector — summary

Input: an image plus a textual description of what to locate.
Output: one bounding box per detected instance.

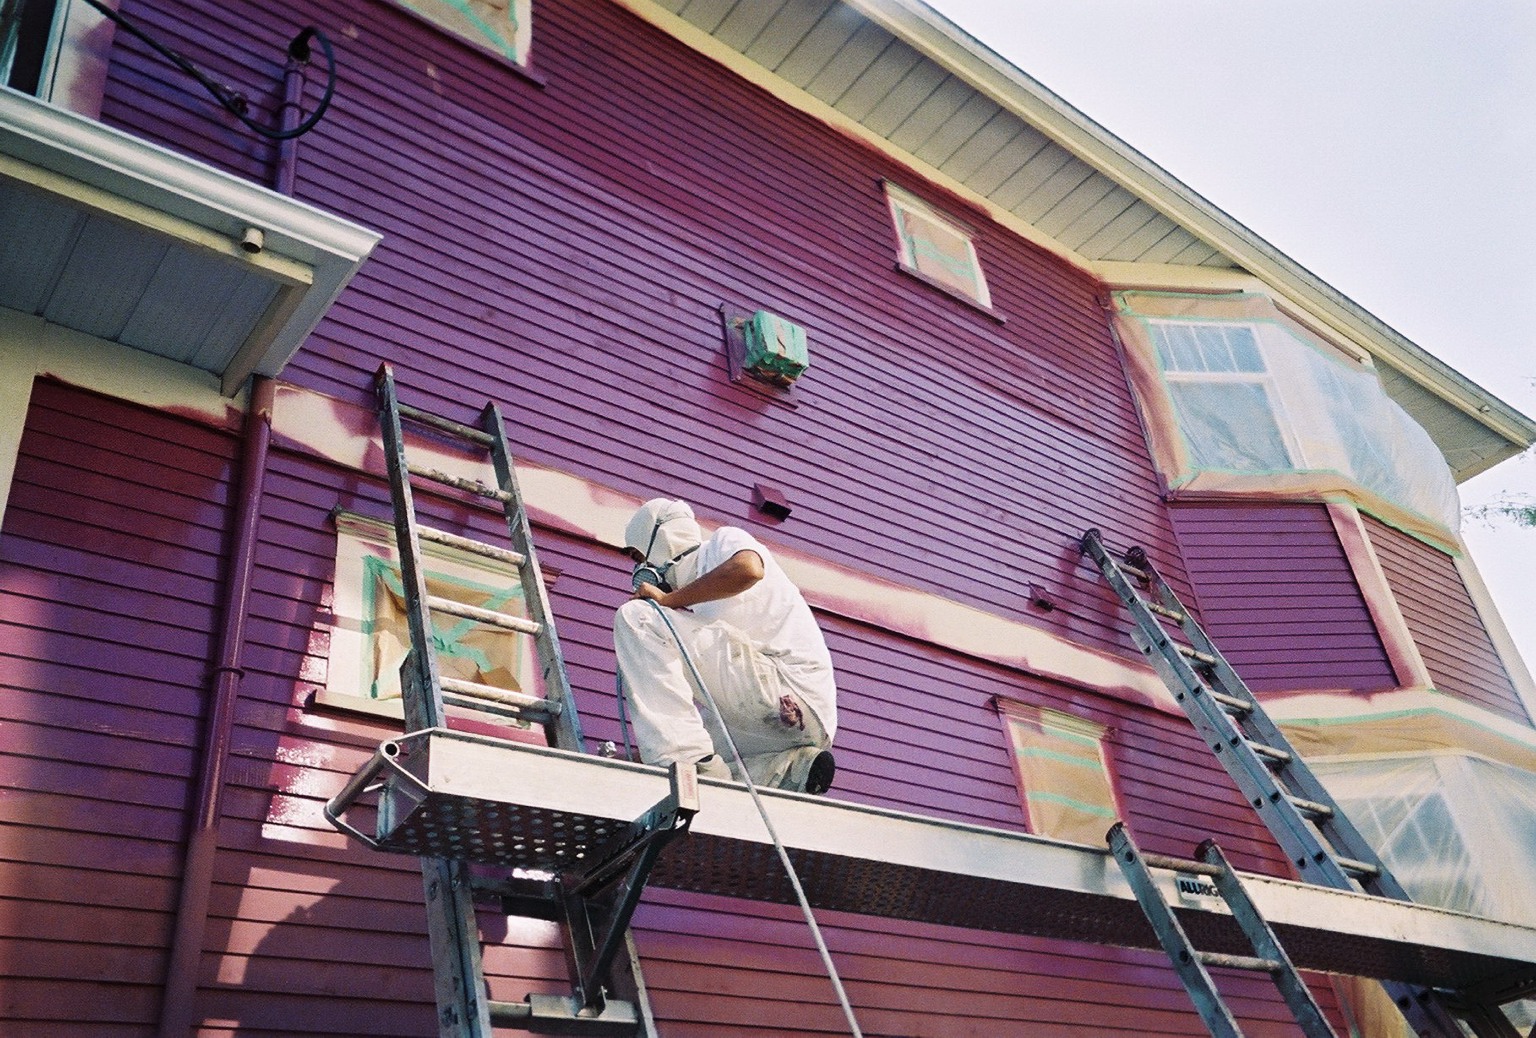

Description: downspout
[157,376,274,1037]
[274,35,309,194]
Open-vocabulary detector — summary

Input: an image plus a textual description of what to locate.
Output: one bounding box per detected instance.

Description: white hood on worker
[624,498,703,585]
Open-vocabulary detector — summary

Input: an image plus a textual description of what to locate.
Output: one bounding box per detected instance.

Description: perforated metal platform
[330,728,1536,995]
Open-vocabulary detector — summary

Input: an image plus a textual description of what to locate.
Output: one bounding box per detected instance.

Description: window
[393,0,532,69]
[1150,320,1295,472]
[318,512,542,720]
[885,183,991,308]
[999,703,1120,847]
[2,0,64,96]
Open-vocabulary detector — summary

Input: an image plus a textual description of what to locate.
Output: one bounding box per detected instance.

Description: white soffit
[650,0,1536,476]
[0,86,380,396]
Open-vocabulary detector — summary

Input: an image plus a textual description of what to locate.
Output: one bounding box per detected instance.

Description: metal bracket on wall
[480,762,700,1035]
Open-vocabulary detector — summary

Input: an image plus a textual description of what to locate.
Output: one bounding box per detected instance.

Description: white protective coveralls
[613,499,837,791]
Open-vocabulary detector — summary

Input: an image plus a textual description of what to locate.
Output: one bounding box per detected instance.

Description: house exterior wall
[1167,501,1399,694]
[1,0,1528,1035]
[0,380,237,1034]
[1364,516,1530,726]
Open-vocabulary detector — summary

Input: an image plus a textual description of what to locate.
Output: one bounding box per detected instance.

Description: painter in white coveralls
[613,498,837,793]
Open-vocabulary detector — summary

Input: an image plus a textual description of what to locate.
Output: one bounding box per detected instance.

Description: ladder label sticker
[1175,873,1221,903]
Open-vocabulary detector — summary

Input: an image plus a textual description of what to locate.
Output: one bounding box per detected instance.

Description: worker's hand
[631,581,671,607]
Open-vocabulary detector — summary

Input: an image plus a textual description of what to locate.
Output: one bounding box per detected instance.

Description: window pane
[1167,380,1292,471]
[1222,325,1264,372]
[1153,324,1209,372]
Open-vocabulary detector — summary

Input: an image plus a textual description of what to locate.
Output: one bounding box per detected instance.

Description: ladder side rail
[422,855,496,1037]
[377,366,447,731]
[1108,823,1247,1038]
[1199,841,1340,1038]
[1086,532,1364,892]
[1126,623,1358,890]
[1151,568,1412,901]
[480,401,584,753]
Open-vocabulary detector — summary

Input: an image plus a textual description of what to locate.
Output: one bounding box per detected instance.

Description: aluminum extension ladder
[373,365,660,1037]
[1080,529,1517,1038]
[1108,822,1339,1038]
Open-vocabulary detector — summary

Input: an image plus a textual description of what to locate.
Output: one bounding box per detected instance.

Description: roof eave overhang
[0,86,381,395]
[841,0,1536,469]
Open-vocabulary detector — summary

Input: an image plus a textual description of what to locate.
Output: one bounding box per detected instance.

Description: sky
[924,0,1536,671]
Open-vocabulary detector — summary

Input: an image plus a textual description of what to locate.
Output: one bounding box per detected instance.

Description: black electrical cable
[79,0,336,140]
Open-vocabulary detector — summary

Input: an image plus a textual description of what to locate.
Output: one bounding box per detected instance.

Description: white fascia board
[0,86,381,382]
[839,0,1536,455]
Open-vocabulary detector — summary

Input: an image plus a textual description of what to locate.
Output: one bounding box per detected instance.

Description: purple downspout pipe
[157,376,274,1037]
[274,52,306,195]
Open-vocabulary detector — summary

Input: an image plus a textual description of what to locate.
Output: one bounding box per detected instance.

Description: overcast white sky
[925,0,1536,670]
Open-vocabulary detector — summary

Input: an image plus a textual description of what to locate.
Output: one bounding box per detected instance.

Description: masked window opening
[999,703,1120,847]
[319,511,541,721]
[1114,291,1461,540]
[391,0,532,69]
[885,182,991,309]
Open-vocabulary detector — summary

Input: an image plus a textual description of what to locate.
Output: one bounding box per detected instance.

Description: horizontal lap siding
[1364,518,1530,725]
[191,446,572,1035]
[81,0,1329,1032]
[102,0,1185,660]
[1169,502,1397,693]
[0,381,237,1032]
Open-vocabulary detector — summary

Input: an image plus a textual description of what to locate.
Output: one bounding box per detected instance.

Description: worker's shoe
[694,754,731,781]
[773,746,835,795]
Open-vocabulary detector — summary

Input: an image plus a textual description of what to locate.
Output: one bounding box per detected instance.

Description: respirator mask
[631,560,671,593]
[625,499,701,594]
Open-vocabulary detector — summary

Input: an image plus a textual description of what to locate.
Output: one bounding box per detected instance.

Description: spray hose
[622,599,864,1038]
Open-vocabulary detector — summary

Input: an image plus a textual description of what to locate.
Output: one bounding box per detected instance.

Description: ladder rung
[489,995,639,1033]
[441,676,560,717]
[1209,689,1253,714]
[1334,855,1381,880]
[1196,951,1283,973]
[397,401,495,446]
[1247,741,1292,766]
[1284,795,1335,820]
[1145,601,1187,623]
[427,595,542,635]
[407,462,512,503]
[419,524,526,567]
[1119,562,1151,583]
[1136,850,1223,878]
[1176,644,1218,667]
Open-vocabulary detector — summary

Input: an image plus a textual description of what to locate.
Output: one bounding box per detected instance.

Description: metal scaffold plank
[330,728,1536,996]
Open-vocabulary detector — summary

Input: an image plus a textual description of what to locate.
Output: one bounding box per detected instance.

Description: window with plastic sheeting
[998,703,1120,847]
[1150,321,1294,472]
[885,182,992,309]
[1112,292,1462,543]
[316,511,541,721]
[1314,752,1536,1031]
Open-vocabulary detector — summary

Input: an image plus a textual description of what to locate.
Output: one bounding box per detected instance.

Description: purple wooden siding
[1168,502,1397,693]
[59,0,1361,1032]
[99,0,1185,659]
[1365,518,1530,725]
[0,380,236,1034]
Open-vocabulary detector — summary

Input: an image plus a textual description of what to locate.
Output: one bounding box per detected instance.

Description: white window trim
[1149,317,1310,469]
[885,182,992,309]
[315,510,539,721]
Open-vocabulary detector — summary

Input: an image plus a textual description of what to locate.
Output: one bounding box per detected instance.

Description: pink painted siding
[0,380,236,1034]
[0,0,1367,1034]
[1365,518,1530,725]
[1169,502,1398,693]
[99,0,1184,660]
